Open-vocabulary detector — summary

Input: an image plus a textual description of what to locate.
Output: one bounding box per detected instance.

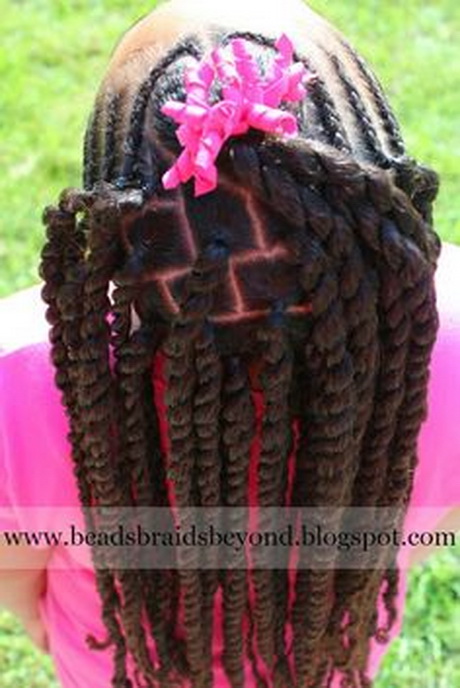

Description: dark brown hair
[40,27,440,688]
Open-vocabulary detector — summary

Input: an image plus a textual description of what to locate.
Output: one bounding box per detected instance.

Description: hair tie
[161,34,315,197]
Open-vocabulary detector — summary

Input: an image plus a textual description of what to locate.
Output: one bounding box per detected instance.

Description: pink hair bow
[161,35,315,197]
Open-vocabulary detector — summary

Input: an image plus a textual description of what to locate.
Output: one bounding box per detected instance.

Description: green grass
[0,0,155,296]
[376,547,460,688]
[0,611,58,688]
[0,1,459,687]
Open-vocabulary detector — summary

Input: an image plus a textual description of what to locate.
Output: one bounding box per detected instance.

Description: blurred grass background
[0,1,458,686]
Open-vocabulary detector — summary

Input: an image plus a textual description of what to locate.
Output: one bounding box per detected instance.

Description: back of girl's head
[40,13,440,688]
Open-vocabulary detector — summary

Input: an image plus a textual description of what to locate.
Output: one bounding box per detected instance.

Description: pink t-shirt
[1,243,459,687]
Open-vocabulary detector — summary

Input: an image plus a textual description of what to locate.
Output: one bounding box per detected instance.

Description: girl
[1,1,459,687]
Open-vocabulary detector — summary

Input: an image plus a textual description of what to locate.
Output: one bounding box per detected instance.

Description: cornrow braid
[117,39,203,189]
[329,54,390,169]
[338,38,406,157]
[83,102,105,190]
[307,74,353,152]
[102,94,123,183]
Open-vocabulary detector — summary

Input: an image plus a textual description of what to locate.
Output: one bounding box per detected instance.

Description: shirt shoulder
[434,242,460,331]
[412,242,460,510]
[0,287,79,517]
[0,284,50,356]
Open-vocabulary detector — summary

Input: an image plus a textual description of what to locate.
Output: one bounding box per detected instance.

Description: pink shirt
[1,243,459,687]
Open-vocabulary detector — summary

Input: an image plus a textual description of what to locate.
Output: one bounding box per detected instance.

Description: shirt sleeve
[0,342,81,543]
[0,285,50,538]
[0,284,49,356]
[410,242,460,512]
[0,415,19,532]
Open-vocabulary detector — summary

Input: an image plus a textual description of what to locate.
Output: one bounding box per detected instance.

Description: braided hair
[40,18,440,688]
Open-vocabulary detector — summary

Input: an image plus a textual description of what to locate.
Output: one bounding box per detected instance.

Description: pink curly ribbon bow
[161,34,315,196]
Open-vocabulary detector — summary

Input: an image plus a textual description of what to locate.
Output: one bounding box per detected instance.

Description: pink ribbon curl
[161,34,315,197]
